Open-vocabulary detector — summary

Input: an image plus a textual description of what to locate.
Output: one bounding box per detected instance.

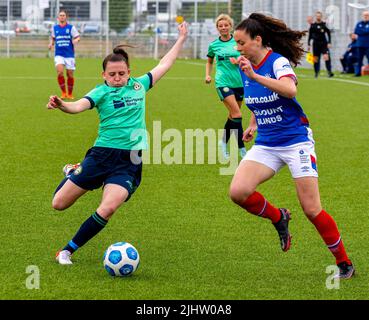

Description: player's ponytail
[235,13,307,66]
[102,44,134,70]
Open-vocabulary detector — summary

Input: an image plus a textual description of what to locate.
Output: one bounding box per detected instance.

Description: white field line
[0,76,202,80]
[178,61,369,86]
[1,73,369,86]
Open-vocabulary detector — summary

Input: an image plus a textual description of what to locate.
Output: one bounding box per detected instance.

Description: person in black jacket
[307,11,334,78]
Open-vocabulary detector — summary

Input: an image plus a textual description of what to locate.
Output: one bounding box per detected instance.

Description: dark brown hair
[59,9,68,16]
[235,13,307,66]
[102,45,131,71]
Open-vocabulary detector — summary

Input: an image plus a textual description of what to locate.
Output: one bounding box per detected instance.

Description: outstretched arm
[47,95,91,114]
[150,22,188,86]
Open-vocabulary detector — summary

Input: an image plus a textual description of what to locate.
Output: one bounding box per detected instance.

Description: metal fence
[0,0,368,70]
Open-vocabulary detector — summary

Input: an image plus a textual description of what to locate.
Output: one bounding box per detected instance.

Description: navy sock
[325,60,332,73]
[230,117,245,149]
[63,212,108,253]
[223,118,233,143]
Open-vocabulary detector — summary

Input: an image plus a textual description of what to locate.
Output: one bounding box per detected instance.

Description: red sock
[57,75,66,93]
[240,192,281,223]
[310,210,351,265]
[67,77,74,95]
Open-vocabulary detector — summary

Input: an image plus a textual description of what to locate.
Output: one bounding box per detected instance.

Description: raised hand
[47,95,62,109]
[178,22,188,39]
[242,126,256,142]
[230,56,256,80]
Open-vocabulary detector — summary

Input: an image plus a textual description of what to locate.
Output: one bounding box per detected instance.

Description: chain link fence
[0,0,368,70]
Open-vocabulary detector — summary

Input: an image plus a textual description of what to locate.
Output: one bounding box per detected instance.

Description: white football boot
[62,163,80,177]
[218,140,230,160]
[56,250,73,265]
[239,147,247,158]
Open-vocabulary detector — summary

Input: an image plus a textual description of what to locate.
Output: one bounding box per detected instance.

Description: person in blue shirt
[229,13,354,279]
[340,33,357,74]
[353,11,369,76]
[48,9,80,99]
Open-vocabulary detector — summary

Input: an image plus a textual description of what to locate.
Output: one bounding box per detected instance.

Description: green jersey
[207,36,242,88]
[85,73,152,150]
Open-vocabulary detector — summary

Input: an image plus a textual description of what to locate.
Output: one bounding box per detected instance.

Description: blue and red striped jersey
[241,50,310,147]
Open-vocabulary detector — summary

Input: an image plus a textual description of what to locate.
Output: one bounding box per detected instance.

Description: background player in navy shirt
[48,9,80,99]
[353,10,369,76]
[340,33,357,74]
[229,13,354,279]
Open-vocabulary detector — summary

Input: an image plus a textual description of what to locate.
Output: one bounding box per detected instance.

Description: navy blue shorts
[69,147,142,201]
[216,87,244,101]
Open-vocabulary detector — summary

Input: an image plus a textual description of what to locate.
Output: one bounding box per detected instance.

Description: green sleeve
[84,86,104,109]
[207,43,215,58]
[136,73,153,92]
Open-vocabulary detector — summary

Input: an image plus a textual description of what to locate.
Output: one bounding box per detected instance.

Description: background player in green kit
[205,14,246,159]
[47,22,188,265]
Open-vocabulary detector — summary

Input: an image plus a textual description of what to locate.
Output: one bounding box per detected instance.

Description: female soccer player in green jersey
[205,14,247,159]
[47,22,188,265]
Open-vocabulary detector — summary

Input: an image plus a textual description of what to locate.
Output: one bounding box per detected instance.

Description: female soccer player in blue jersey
[229,13,354,279]
[48,10,80,99]
[205,14,247,159]
[47,22,188,265]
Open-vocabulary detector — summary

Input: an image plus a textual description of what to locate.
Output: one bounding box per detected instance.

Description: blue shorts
[216,87,244,101]
[69,147,142,201]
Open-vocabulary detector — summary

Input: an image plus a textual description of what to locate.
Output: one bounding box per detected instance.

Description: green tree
[109,0,132,32]
[178,2,228,22]
[230,0,243,25]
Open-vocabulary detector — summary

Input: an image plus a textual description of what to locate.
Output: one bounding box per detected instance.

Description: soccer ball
[103,242,140,277]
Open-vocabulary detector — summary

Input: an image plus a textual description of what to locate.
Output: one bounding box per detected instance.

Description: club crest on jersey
[66,29,70,34]
[133,82,142,91]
